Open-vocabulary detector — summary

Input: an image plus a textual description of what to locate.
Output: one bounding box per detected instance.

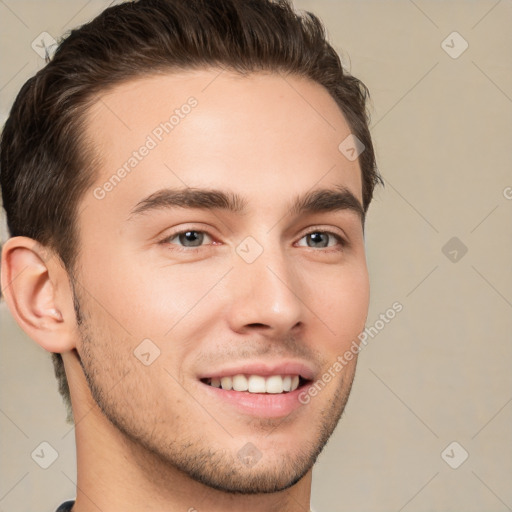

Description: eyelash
[159,227,347,254]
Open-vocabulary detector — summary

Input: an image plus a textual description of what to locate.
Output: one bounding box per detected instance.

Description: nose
[225,241,305,336]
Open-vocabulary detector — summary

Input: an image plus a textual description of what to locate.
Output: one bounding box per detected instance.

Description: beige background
[1,1,511,511]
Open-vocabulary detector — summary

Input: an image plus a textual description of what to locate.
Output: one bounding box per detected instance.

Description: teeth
[220,376,233,390]
[249,375,266,393]
[264,375,282,394]
[207,374,302,393]
[233,374,249,391]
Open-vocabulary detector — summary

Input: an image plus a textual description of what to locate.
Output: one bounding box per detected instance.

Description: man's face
[71,69,369,493]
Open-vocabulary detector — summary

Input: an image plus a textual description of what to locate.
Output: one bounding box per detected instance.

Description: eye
[160,229,215,251]
[296,230,346,250]
[158,227,346,253]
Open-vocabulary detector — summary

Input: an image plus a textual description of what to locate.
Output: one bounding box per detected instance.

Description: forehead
[80,69,363,222]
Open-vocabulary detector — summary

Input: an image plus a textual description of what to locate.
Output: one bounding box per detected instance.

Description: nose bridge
[228,234,304,331]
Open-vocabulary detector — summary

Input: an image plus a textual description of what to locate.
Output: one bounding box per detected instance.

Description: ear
[1,236,78,353]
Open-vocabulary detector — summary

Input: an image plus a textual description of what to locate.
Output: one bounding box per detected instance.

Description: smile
[201,374,310,394]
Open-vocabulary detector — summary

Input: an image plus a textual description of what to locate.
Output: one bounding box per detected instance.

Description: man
[0,0,381,510]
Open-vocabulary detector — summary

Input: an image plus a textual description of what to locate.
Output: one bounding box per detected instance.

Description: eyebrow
[127,184,365,223]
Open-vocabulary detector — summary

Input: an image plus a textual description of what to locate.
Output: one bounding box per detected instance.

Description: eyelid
[158,226,218,252]
[298,225,348,245]
[158,224,349,252]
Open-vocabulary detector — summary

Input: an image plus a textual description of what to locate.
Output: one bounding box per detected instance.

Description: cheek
[127,263,231,332]
[308,263,370,345]
[83,252,227,339]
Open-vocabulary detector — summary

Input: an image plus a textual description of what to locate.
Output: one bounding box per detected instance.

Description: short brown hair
[0,0,382,422]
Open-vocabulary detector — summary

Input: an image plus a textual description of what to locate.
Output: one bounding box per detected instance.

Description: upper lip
[197,361,316,381]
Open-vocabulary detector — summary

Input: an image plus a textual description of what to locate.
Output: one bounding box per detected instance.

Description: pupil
[309,232,327,248]
[180,231,203,247]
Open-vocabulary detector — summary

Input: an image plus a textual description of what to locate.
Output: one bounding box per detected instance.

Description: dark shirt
[56,501,75,512]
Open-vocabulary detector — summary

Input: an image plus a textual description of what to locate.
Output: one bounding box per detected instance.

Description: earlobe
[1,236,77,353]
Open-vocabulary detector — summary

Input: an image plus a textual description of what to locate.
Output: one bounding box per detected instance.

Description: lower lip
[199,381,310,418]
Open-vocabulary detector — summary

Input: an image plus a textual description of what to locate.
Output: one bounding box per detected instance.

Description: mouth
[195,361,316,417]
[199,374,312,394]
[198,374,313,418]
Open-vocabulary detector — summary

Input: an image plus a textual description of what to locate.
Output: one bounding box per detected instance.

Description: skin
[1,69,370,512]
